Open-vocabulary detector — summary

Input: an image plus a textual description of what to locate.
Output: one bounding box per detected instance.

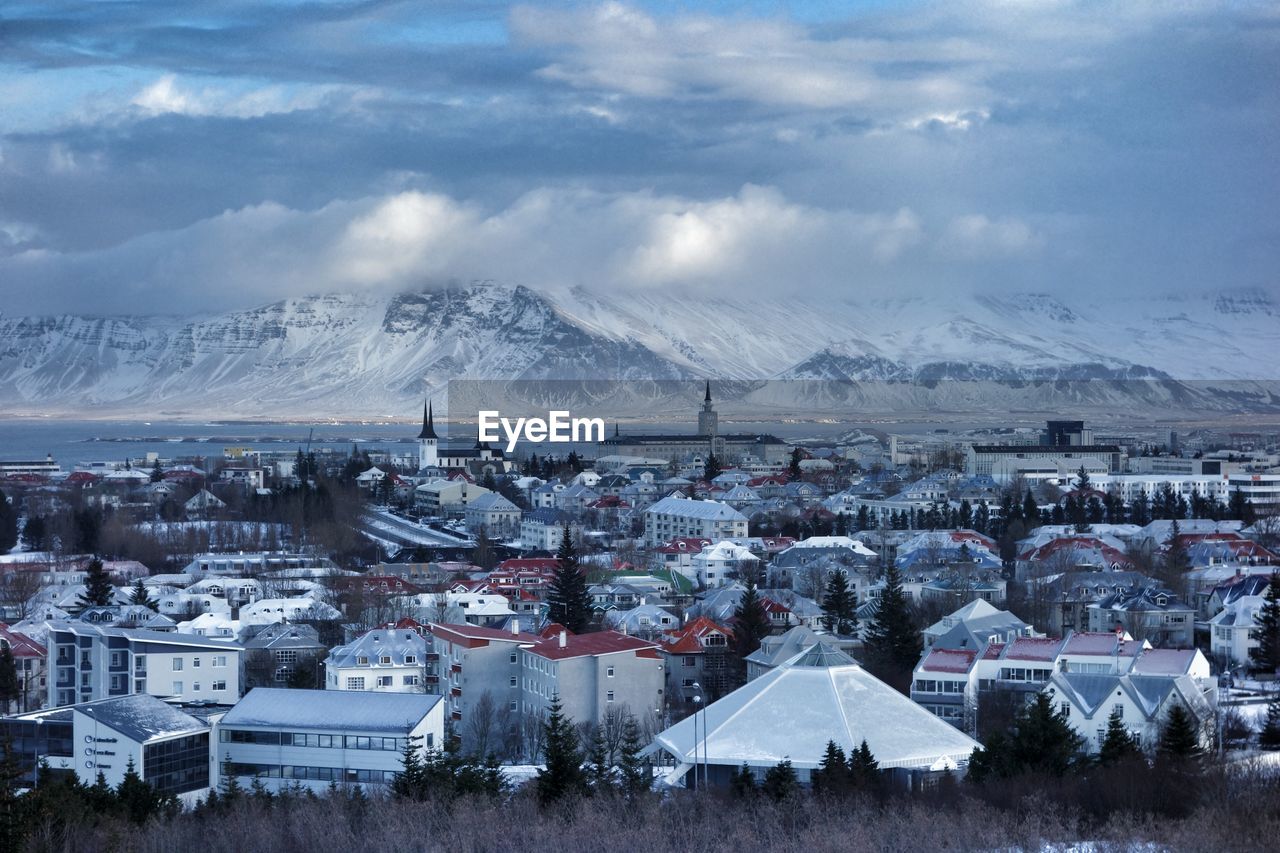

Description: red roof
[528,629,661,661]
[1002,637,1065,662]
[0,625,46,658]
[540,622,569,639]
[430,622,540,647]
[919,648,977,674]
[654,537,713,555]
[497,558,560,572]
[659,616,733,655]
[66,471,101,484]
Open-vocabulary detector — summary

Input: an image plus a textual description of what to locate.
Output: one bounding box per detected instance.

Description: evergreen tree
[0,646,17,713]
[1249,573,1280,675]
[703,454,722,482]
[219,757,244,804]
[0,732,28,853]
[150,459,164,483]
[1075,464,1091,494]
[586,728,614,795]
[974,502,990,535]
[968,694,1085,781]
[1129,490,1152,525]
[732,577,771,659]
[1157,703,1202,761]
[75,559,114,610]
[788,448,803,480]
[471,525,496,571]
[847,738,880,791]
[547,525,593,633]
[1259,697,1280,750]
[729,763,757,798]
[821,571,858,636]
[810,740,848,796]
[0,488,16,554]
[536,696,586,806]
[1228,487,1256,525]
[1098,706,1142,765]
[117,757,163,824]
[22,515,48,551]
[862,564,922,693]
[391,736,428,801]
[1022,491,1039,524]
[617,715,649,798]
[761,759,798,801]
[128,578,158,611]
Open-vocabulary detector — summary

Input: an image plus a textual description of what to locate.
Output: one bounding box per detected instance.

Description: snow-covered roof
[650,646,980,772]
[645,496,747,522]
[219,687,441,733]
[77,694,207,743]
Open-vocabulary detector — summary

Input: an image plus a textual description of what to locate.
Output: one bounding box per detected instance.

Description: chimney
[511,618,520,636]
[559,630,567,649]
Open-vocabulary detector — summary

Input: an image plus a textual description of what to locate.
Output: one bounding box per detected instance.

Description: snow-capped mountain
[0,283,1276,419]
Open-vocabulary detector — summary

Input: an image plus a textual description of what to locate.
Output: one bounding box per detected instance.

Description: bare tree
[466,690,498,757]
[0,568,43,621]
[521,707,547,762]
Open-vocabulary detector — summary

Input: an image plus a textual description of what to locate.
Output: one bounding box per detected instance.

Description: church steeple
[704,380,711,403]
[417,399,437,440]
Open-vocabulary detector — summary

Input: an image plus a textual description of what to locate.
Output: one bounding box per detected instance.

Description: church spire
[417,399,437,440]
[704,380,711,403]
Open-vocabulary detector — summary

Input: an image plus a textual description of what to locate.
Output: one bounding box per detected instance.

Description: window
[213,680,227,691]
[510,676,517,687]
[172,657,184,671]
[404,655,417,664]
[110,651,124,668]
[357,656,369,665]
[276,650,298,664]
[346,677,366,690]
[606,691,615,702]
[403,675,419,686]
[172,681,184,694]
[377,676,393,687]
[510,653,518,664]
[379,656,392,665]
[1112,703,1124,719]
[683,656,696,667]
[682,678,695,688]
[606,666,615,678]
[192,682,201,691]
[213,655,227,667]
[193,657,201,668]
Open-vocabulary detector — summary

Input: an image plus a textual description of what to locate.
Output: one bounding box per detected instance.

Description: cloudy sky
[1,0,1276,315]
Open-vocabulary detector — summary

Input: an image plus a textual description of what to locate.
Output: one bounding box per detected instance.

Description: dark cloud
[0,1,1276,314]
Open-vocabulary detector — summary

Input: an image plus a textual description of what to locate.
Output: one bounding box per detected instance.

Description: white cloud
[940,214,1044,259]
[130,74,353,119]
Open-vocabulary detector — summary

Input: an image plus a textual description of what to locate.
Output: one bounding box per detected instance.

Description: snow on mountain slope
[0,283,1276,418]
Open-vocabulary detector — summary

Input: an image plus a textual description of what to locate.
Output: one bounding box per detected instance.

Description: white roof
[651,646,980,772]
[220,687,440,733]
[645,496,747,522]
[788,536,876,556]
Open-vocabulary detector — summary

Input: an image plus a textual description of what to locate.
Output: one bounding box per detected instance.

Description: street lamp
[691,682,704,790]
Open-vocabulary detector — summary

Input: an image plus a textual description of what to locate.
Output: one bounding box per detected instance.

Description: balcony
[450,663,462,674]
[425,653,440,662]
[450,687,462,697]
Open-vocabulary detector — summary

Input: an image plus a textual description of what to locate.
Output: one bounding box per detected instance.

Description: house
[923,599,1039,650]
[46,622,241,708]
[429,621,542,734]
[0,623,47,713]
[325,627,429,693]
[519,509,572,551]
[1030,570,1160,637]
[644,496,748,547]
[1043,671,1215,754]
[911,647,979,728]
[215,687,444,793]
[521,630,665,727]
[1208,595,1266,668]
[689,541,760,588]
[243,623,327,690]
[1086,588,1194,648]
[604,603,679,637]
[414,479,492,516]
[658,617,735,703]
[745,625,860,682]
[464,492,522,538]
[648,644,982,790]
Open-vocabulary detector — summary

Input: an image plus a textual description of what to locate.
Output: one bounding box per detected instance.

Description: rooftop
[219,687,441,733]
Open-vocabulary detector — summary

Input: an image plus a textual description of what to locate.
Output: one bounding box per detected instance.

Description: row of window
[222,762,398,783]
[169,656,230,671]
[912,679,965,694]
[168,680,227,693]
[342,675,420,689]
[220,729,422,751]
